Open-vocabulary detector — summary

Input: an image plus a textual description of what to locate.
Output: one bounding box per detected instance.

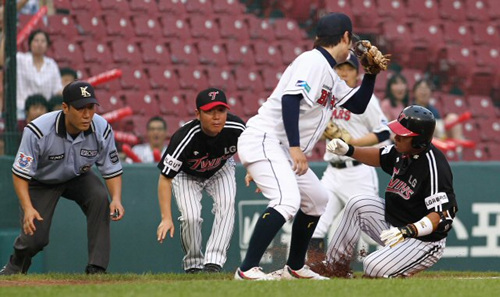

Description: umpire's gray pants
[13,171,111,269]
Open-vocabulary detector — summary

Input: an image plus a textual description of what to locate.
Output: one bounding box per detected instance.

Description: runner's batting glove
[380,226,416,248]
[326,139,353,156]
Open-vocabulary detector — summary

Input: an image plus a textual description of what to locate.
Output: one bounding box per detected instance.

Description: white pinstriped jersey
[245,49,358,154]
[158,113,245,179]
[12,111,122,184]
[325,94,390,163]
[379,144,457,241]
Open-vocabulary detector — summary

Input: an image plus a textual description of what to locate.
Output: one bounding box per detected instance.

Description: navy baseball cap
[335,54,359,71]
[196,88,230,111]
[316,12,355,38]
[62,81,99,109]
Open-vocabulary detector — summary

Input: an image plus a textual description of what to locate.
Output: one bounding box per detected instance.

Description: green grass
[1,272,499,297]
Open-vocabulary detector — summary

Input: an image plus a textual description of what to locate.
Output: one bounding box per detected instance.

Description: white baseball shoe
[234,267,276,281]
[282,265,329,280]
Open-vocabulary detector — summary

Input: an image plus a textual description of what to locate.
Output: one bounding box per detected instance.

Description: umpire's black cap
[63,81,99,109]
[316,12,354,38]
[196,88,230,111]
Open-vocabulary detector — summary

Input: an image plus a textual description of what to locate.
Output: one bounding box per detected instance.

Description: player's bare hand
[23,207,43,236]
[245,172,261,193]
[380,227,404,248]
[289,147,309,176]
[109,200,125,221]
[157,219,175,243]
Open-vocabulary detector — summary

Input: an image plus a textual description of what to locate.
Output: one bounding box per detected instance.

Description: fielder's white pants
[172,159,236,270]
[237,128,329,220]
[326,194,446,278]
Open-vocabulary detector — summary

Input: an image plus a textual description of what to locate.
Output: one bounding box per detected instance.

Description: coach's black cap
[196,88,230,111]
[316,12,354,38]
[63,81,99,109]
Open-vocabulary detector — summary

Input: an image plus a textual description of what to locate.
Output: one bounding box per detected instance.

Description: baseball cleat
[234,267,276,281]
[282,265,329,280]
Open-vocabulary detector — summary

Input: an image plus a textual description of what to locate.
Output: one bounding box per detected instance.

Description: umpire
[0,81,124,275]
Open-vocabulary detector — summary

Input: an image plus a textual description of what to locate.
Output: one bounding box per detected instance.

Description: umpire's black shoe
[0,255,29,276]
[203,263,222,273]
[85,264,107,275]
[185,268,202,274]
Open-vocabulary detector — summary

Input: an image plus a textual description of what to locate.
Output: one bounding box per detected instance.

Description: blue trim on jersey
[282,94,302,147]
[341,74,376,114]
[315,46,337,68]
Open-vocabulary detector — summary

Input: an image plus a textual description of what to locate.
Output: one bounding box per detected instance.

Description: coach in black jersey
[156,88,245,273]
[318,105,458,278]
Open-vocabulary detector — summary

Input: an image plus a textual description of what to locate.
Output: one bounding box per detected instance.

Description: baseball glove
[353,40,390,75]
[322,121,352,143]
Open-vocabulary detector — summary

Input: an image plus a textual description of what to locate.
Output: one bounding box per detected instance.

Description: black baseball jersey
[158,113,245,179]
[379,144,457,242]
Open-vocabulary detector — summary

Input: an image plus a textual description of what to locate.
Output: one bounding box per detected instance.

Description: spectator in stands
[49,94,63,111]
[127,116,168,164]
[60,67,78,88]
[412,79,465,140]
[0,29,63,120]
[380,73,409,122]
[24,94,49,124]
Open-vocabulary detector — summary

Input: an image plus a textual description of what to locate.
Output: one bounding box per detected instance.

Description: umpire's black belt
[329,160,361,169]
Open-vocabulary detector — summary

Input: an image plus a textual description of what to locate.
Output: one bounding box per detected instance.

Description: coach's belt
[329,160,361,169]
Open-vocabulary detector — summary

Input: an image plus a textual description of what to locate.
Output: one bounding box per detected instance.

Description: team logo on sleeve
[15,152,34,173]
[295,80,311,93]
[164,154,182,172]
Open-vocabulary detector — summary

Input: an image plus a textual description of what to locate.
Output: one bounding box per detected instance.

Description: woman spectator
[380,73,409,121]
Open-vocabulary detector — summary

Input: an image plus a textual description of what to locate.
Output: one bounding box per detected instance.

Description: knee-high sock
[287,210,320,270]
[240,207,286,271]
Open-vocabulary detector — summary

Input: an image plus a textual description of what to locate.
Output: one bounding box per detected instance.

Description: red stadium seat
[146,66,180,91]
[272,19,305,42]
[176,66,209,91]
[119,68,149,90]
[406,0,439,21]
[129,0,159,15]
[73,13,106,40]
[246,15,274,41]
[380,22,413,65]
[224,41,256,67]
[51,39,84,68]
[121,90,161,117]
[461,119,482,143]
[45,14,77,39]
[323,0,354,21]
[377,0,407,22]
[466,95,497,119]
[442,22,474,46]
[53,0,71,11]
[486,143,500,160]
[278,40,306,66]
[409,21,445,69]
[400,69,425,90]
[122,115,148,137]
[110,40,142,66]
[462,144,489,161]
[158,91,189,118]
[164,115,188,132]
[189,17,220,40]
[205,67,237,93]
[351,0,382,34]
[440,94,469,116]
[185,0,214,15]
[252,41,281,67]
[217,15,250,41]
[213,0,245,15]
[131,15,162,39]
[159,15,191,40]
[260,68,282,92]
[439,0,467,22]
[477,119,500,143]
[72,0,101,12]
[157,0,187,14]
[243,91,267,116]
[104,14,135,39]
[233,67,264,93]
[470,23,500,46]
[442,45,477,79]
[81,40,113,65]
[475,46,500,71]
[374,70,395,94]
[139,39,170,65]
[99,0,131,14]
[465,0,490,22]
[168,40,199,65]
[226,93,245,118]
[196,40,228,66]
[486,0,500,20]
[95,90,123,114]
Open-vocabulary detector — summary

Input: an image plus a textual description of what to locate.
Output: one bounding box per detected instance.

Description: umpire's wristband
[345,144,355,157]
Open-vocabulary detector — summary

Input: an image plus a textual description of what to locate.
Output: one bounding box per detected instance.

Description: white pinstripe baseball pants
[172,159,236,270]
[326,194,446,278]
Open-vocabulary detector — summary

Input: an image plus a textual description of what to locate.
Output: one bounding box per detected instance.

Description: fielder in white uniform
[234,13,378,280]
[308,55,390,260]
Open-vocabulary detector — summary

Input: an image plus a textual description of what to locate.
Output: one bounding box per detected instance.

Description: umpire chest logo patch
[164,154,182,172]
[425,192,449,210]
[80,149,98,158]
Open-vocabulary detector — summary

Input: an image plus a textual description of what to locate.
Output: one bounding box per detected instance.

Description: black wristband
[399,224,417,238]
[345,144,355,157]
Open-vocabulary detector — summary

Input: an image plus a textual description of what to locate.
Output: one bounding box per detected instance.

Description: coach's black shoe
[185,268,202,274]
[85,264,107,275]
[203,263,222,273]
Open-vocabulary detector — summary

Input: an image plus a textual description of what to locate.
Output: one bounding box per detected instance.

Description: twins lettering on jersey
[189,146,235,172]
[386,177,415,200]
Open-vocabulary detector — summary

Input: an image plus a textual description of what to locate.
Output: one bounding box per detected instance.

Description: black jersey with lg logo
[379,144,458,242]
[158,113,245,179]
